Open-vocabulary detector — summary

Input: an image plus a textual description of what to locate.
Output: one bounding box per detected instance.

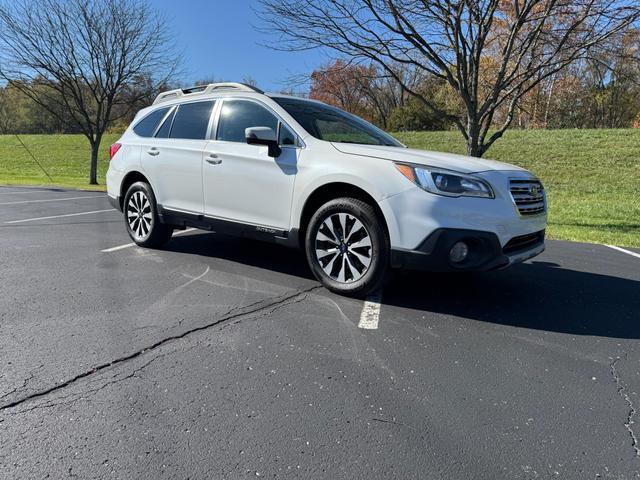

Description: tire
[123,181,173,248]
[305,197,389,297]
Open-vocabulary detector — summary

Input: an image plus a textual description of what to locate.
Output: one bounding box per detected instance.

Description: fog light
[450,241,469,263]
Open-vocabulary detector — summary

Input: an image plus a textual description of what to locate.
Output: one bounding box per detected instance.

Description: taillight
[109,143,122,160]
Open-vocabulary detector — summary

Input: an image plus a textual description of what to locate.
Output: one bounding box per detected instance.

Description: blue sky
[152,0,329,92]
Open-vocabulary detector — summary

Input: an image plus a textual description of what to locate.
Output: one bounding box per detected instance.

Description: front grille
[503,230,545,255]
[509,179,546,216]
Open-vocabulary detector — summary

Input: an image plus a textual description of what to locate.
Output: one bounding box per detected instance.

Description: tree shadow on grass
[548,221,640,233]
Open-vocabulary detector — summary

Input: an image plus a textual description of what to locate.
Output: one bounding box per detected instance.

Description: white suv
[107,82,546,296]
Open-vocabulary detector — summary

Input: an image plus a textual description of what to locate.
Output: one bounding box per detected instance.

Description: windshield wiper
[334,140,380,146]
[334,140,397,147]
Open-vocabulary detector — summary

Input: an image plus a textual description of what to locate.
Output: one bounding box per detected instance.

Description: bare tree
[361,63,423,128]
[258,0,640,157]
[309,59,422,126]
[0,88,12,134]
[0,0,180,184]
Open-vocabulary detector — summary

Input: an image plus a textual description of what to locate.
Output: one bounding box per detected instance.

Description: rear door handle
[147,148,159,156]
[206,153,222,165]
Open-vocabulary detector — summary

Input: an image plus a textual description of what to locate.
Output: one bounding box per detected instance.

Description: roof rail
[153,82,264,105]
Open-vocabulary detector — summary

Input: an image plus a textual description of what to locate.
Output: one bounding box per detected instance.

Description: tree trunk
[466,119,482,158]
[544,76,556,127]
[467,141,482,157]
[89,140,100,185]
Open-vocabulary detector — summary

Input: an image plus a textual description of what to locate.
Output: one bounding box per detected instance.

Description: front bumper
[378,176,547,251]
[391,228,545,272]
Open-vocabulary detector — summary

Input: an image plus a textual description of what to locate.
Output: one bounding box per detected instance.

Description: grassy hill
[395,129,640,248]
[0,134,117,191]
[1,129,638,247]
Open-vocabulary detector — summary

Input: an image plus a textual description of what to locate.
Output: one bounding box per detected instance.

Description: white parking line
[606,245,640,260]
[5,209,116,224]
[101,228,198,253]
[358,292,383,330]
[0,195,104,205]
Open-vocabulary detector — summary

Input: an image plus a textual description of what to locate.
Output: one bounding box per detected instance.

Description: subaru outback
[107,82,547,296]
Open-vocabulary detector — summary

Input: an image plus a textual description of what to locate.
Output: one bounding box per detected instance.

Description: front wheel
[305,197,389,297]
[123,181,173,248]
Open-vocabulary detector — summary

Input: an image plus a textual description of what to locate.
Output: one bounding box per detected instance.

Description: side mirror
[245,126,281,157]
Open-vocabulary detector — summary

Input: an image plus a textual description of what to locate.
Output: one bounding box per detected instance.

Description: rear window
[132,107,170,137]
[169,101,215,140]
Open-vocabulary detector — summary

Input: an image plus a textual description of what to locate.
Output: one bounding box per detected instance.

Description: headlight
[394,163,494,198]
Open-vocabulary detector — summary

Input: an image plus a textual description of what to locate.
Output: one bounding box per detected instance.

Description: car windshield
[272,97,403,147]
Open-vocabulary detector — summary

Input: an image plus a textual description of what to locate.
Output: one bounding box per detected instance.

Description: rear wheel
[305,197,389,297]
[123,181,173,248]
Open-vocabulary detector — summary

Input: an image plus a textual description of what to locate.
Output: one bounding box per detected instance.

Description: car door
[140,100,215,214]
[202,98,298,230]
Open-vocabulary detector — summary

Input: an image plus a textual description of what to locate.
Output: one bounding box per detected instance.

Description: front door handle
[147,148,160,156]
[206,153,222,165]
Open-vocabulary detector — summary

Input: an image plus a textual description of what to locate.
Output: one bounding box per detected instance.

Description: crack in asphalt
[371,418,415,429]
[0,364,44,401]
[0,285,321,413]
[371,418,426,440]
[7,354,168,416]
[610,355,640,458]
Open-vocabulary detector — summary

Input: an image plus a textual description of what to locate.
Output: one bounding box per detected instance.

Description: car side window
[169,101,215,140]
[155,107,176,139]
[133,107,170,137]
[217,100,278,143]
[278,122,297,146]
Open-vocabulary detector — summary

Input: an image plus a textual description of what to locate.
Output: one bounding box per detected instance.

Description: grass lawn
[0,134,119,191]
[395,129,640,248]
[0,130,638,247]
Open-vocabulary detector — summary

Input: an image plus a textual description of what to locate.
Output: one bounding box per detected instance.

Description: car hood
[331,143,526,174]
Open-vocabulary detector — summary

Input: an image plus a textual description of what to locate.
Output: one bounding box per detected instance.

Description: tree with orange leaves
[309,60,377,121]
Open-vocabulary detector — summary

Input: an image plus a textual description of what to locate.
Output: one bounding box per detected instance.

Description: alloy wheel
[127,190,153,240]
[314,212,372,283]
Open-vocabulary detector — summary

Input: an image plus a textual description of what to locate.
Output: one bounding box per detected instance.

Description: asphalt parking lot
[1,185,639,479]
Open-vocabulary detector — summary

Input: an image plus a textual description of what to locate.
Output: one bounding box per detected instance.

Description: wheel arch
[119,171,151,209]
[297,182,390,250]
